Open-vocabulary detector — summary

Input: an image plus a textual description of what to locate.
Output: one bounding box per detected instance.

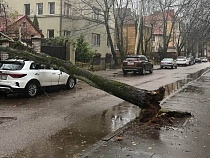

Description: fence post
[66,42,75,65]
[31,37,41,53]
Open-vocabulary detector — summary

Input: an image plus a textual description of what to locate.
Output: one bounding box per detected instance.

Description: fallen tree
[0,47,165,122]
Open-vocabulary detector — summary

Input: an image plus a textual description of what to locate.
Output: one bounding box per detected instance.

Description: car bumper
[0,85,24,93]
[176,62,189,65]
[160,64,173,67]
[122,67,143,72]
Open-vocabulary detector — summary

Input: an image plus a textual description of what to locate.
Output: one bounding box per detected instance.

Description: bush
[75,35,94,63]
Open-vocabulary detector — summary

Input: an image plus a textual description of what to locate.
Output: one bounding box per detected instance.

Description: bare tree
[72,0,121,66]
[0,0,9,33]
[183,0,210,57]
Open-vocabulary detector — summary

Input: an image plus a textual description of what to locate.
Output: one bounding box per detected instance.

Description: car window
[177,56,185,59]
[126,57,138,61]
[126,56,147,61]
[140,57,147,61]
[30,63,36,69]
[163,58,173,61]
[0,62,24,70]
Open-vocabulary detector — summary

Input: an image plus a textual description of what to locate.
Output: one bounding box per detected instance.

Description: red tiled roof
[144,9,175,35]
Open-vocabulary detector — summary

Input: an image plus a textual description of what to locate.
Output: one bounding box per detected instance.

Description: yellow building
[4,0,114,57]
[123,23,152,55]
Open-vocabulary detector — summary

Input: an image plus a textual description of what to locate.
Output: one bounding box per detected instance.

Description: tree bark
[0,47,165,122]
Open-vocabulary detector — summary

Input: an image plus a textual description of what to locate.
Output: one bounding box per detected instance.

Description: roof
[7,15,44,38]
[144,9,175,35]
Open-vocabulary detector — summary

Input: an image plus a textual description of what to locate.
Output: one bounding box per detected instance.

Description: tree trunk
[0,47,165,122]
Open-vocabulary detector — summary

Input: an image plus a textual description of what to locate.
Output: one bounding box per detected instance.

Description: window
[64,31,71,37]
[92,33,100,46]
[47,29,54,38]
[49,2,55,14]
[64,3,72,16]
[24,4,30,15]
[0,62,24,70]
[151,35,155,41]
[37,3,43,15]
[92,8,100,20]
[107,37,110,47]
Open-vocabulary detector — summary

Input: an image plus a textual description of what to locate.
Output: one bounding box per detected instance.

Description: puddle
[10,102,140,158]
[164,68,209,96]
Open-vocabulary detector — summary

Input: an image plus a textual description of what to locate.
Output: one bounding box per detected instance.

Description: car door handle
[52,73,56,75]
[35,73,39,75]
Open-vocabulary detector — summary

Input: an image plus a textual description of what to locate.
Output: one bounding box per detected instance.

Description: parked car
[200,57,208,62]
[160,58,177,69]
[0,59,76,97]
[122,55,153,75]
[186,56,195,65]
[195,57,202,63]
[176,56,190,66]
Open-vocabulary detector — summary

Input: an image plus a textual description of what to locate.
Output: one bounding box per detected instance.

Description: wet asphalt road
[82,67,210,158]
[0,62,210,157]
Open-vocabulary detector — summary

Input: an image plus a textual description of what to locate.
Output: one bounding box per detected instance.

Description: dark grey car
[122,55,153,75]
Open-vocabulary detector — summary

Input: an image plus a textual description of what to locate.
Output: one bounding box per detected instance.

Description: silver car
[176,56,190,66]
[160,58,177,69]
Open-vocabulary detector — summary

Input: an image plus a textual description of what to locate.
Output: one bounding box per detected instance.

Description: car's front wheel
[66,77,76,89]
[149,67,153,73]
[140,67,146,75]
[25,81,39,97]
[123,70,128,75]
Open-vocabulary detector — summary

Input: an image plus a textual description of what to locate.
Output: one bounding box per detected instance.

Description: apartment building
[4,0,113,56]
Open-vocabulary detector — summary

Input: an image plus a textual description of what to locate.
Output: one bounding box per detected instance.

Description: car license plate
[127,62,134,65]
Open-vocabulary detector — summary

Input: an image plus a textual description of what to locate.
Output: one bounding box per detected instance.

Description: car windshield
[0,62,24,70]
[177,56,185,59]
[126,57,146,61]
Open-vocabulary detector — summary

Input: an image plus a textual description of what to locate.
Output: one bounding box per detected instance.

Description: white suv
[0,59,76,97]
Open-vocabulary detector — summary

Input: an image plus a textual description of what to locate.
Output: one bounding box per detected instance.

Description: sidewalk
[79,70,210,158]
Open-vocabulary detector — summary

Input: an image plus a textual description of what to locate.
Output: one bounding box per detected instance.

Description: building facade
[4,0,113,57]
[145,10,180,58]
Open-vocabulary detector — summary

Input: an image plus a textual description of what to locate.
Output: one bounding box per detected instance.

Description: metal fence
[41,45,66,60]
[76,57,121,71]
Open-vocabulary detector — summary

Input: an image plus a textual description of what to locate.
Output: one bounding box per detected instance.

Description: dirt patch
[115,110,192,141]
[148,111,192,128]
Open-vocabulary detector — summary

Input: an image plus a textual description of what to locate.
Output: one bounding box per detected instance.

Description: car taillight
[6,73,27,78]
